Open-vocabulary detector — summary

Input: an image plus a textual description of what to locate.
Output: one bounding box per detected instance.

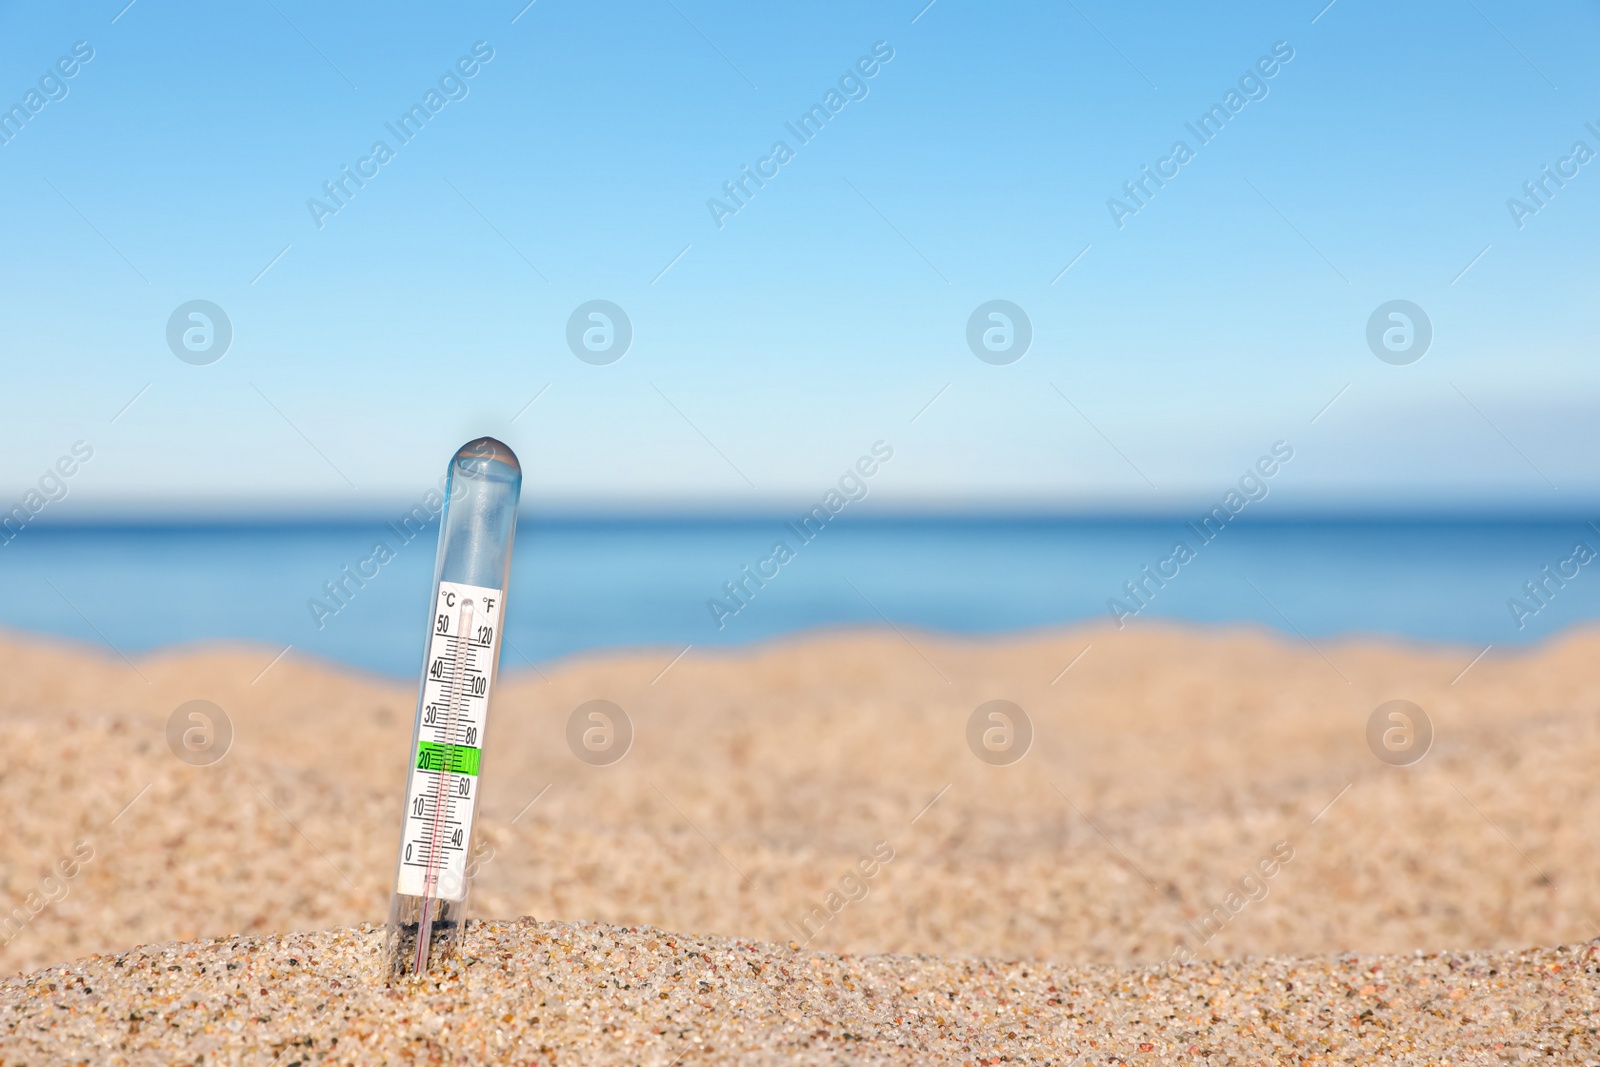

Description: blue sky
[1,0,1596,513]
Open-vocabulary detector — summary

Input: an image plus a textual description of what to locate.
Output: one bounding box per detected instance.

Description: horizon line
[12,504,1600,531]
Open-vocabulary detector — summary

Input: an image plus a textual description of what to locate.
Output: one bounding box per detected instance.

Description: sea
[2,515,1597,678]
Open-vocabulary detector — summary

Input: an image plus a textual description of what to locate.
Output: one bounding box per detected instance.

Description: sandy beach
[6,921,1597,1063]
[2,622,1598,1062]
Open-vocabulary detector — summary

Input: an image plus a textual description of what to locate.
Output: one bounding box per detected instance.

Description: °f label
[396,581,502,902]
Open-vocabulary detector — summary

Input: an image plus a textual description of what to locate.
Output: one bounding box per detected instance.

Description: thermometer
[384,437,520,977]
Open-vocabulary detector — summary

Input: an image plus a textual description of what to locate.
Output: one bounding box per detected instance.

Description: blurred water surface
[3,515,1596,676]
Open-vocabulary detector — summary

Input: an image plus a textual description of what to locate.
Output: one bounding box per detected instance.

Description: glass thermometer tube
[384,437,521,978]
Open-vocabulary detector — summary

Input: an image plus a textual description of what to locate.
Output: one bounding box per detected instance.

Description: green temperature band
[415,741,482,777]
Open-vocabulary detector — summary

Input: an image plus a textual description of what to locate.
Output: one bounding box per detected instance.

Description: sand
[5,921,1598,1064]
[1,621,1598,1061]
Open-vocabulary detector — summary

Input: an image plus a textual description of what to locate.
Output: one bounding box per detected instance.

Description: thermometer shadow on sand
[384,437,520,979]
